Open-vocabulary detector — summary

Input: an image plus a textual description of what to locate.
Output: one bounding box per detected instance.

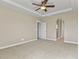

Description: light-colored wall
[42,11,78,43]
[0,5,37,47]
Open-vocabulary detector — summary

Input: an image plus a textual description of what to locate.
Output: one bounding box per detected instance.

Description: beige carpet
[0,40,78,59]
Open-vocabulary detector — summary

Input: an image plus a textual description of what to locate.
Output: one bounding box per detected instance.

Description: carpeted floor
[0,39,78,59]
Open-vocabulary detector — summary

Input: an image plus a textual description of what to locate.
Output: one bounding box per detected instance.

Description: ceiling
[0,0,78,17]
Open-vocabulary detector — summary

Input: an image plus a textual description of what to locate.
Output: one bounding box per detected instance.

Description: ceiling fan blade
[42,0,48,5]
[46,5,55,7]
[44,9,47,12]
[32,3,41,6]
[44,0,48,4]
[35,8,41,11]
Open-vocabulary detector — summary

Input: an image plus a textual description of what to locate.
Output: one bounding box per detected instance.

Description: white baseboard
[0,39,77,50]
[46,38,78,44]
[64,40,78,44]
[0,39,37,50]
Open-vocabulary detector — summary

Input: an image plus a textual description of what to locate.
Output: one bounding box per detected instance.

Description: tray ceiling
[0,0,78,17]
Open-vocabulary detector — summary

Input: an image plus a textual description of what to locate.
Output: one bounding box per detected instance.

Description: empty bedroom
[0,0,78,59]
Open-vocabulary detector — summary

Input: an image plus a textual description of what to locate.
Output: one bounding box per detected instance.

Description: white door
[37,22,46,39]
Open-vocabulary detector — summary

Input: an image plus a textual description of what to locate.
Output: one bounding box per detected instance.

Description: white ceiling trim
[2,0,41,16]
[42,8,72,17]
[2,0,72,17]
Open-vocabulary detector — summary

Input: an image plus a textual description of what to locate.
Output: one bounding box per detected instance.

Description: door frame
[36,20,47,39]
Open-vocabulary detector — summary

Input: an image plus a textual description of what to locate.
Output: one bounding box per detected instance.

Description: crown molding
[2,0,41,17]
[42,8,72,17]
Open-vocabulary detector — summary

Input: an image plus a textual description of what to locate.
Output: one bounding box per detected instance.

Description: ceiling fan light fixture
[32,0,55,12]
[41,6,46,10]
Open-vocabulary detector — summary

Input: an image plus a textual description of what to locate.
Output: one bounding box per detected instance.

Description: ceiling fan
[32,0,55,12]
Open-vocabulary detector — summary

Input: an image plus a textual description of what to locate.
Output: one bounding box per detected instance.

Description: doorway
[37,21,46,39]
[56,19,64,42]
